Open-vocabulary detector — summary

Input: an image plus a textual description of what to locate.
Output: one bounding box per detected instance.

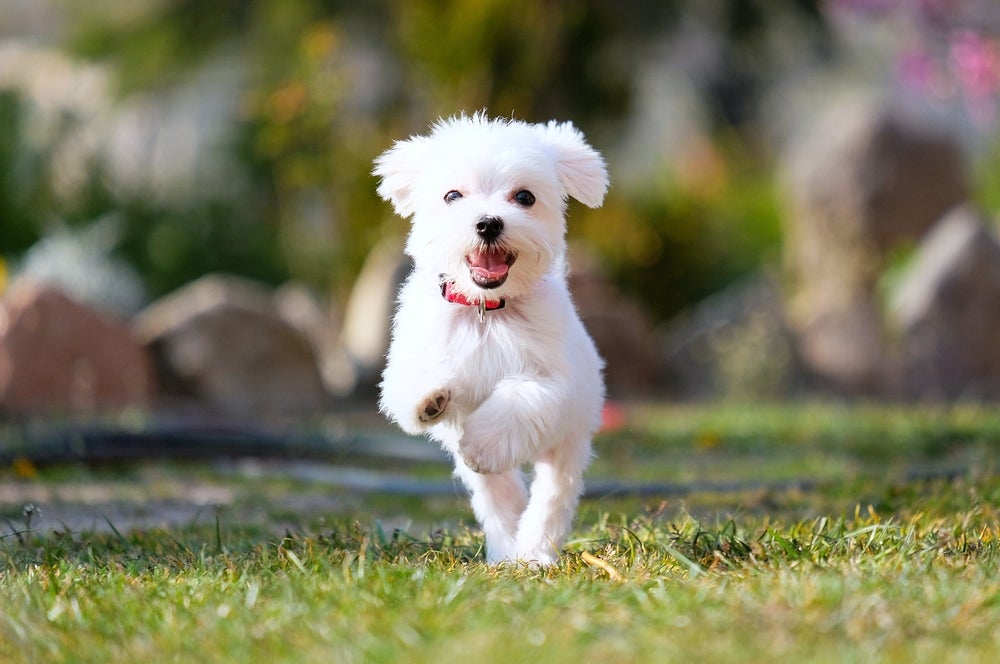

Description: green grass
[3,402,1000,663]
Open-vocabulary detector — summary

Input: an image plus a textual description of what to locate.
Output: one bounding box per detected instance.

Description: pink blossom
[897,45,940,95]
[949,30,1000,99]
[949,30,1000,123]
[829,0,1000,129]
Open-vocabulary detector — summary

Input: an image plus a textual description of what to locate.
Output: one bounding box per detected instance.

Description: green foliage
[0,92,40,255]
[3,1,809,314]
[972,135,1000,217]
[113,198,289,298]
[578,139,782,319]
[70,1,256,92]
[0,91,102,253]
[388,0,639,123]
[65,0,386,295]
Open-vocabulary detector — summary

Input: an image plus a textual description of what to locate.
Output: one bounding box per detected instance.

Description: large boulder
[134,275,330,414]
[781,99,968,395]
[890,207,1000,400]
[337,238,410,395]
[0,281,154,413]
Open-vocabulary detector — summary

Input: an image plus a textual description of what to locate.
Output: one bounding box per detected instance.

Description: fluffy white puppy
[373,112,608,565]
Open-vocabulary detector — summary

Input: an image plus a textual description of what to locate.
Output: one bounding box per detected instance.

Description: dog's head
[373,113,608,302]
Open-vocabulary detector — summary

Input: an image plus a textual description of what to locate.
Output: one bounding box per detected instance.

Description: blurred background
[3,0,1000,416]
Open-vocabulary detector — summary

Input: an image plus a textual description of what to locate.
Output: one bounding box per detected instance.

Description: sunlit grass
[3,488,1000,664]
[3,402,1000,662]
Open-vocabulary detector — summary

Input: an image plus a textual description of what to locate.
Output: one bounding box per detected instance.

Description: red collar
[440,281,505,312]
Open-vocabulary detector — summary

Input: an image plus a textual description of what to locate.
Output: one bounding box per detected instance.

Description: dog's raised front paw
[417,389,450,424]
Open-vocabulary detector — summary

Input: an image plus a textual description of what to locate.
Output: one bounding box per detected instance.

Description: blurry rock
[791,298,891,395]
[338,238,410,395]
[272,282,349,399]
[660,272,801,400]
[134,274,329,414]
[0,281,154,413]
[569,247,660,396]
[781,99,968,395]
[890,207,1000,400]
[783,99,967,253]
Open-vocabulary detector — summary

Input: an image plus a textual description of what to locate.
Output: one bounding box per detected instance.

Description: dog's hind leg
[453,461,529,564]
[513,435,592,565]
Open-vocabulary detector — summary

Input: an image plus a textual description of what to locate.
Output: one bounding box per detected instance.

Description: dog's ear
[373,136,431,219]
[538,121,609,208]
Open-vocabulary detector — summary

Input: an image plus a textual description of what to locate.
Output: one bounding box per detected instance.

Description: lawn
[2,402,1000,663]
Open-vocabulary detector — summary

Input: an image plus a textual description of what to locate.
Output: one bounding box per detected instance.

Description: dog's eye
[444,190,463,204]
[513,190,535,207]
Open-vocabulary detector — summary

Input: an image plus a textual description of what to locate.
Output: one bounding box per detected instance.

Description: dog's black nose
[476,216,504,242]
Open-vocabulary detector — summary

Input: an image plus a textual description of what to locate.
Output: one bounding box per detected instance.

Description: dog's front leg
[458,377,563,475]
[452,460,529,563]
[514,435,592,565]
[379,347,454,435]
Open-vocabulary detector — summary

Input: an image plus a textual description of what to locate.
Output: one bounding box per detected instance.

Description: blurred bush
[578,137,781,319]
[1,0,825,321]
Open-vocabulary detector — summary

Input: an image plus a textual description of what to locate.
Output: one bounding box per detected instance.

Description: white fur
[373,113,608,565]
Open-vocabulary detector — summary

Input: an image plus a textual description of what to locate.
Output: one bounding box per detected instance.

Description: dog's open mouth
[467,247,517,289]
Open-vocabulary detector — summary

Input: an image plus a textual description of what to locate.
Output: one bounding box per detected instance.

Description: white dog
[373,112,608,565]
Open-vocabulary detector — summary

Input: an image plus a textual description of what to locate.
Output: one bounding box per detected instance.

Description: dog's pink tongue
[468,247,509,280]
